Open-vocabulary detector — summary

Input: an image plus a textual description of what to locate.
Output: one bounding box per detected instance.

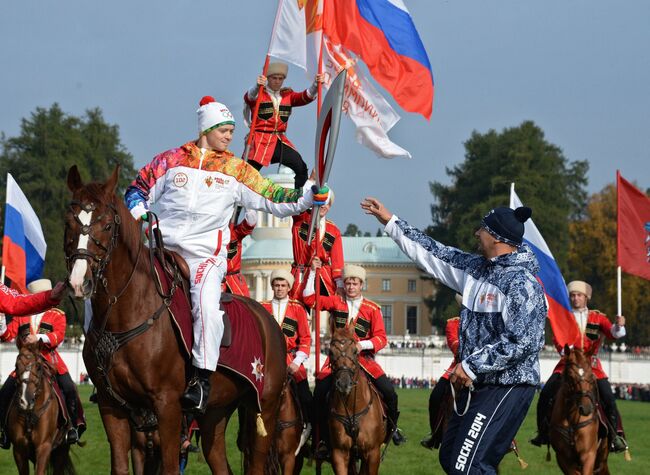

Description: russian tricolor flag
[323,0,434,119]
[510,184,580,346]
[2,174,47,293]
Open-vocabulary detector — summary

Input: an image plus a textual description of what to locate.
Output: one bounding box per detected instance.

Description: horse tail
[48,446,77,475]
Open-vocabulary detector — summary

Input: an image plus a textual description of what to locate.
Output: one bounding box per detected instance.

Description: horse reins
[329,337,372,444]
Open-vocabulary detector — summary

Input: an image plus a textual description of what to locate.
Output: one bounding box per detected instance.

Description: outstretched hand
[361,197,392,225]
[50,281,67,301]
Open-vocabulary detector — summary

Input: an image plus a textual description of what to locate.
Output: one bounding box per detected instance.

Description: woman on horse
[530,280,628,453]
[305,261,407,458]
[0,278,67,448]
[363,198,546,474]
[124,96,330,413]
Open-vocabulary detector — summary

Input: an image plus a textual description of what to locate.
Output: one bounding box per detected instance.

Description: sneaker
[181,376,211,414]
[0,430,10,450]
[611,435,628,453]
[420,433,435,450]
[66,427,79,445]
[392,428,407,446]
[530,433,548,447]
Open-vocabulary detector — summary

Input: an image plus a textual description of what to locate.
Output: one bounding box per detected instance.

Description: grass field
[1,385,647,474]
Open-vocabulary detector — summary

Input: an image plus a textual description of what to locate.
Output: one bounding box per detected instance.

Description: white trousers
[186,256,226,371]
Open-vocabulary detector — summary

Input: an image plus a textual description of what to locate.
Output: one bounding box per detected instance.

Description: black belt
[255,130,285,135]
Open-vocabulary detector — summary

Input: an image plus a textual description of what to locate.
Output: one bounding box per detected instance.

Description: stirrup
[296,423,312,455]
[66,427,79,445]
[392,427,407,446]
[420,432,435,450]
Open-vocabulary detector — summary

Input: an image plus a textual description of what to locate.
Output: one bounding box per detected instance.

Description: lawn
[1,385,647,474]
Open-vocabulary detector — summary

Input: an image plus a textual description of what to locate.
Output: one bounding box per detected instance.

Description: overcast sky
[1,1,648,232]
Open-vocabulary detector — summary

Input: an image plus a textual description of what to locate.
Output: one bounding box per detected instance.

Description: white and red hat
[197,96,235,134]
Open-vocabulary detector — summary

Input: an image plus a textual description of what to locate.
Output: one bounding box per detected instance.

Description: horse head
[563,345,597,417]
[64,165,122,299]
[15,342,46,411]
[329,326,360,396]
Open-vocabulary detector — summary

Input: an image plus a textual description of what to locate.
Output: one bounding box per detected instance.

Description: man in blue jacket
[362,197,546,474]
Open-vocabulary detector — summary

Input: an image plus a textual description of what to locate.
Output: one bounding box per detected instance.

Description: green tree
[427,121,589,330]
[567,184,650,345]
[0,104,136,286]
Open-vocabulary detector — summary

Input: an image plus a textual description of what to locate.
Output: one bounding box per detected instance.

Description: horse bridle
[329,336,373,443]
[65,198,121,296]
[564,360,598,417]
[15,351,55,428]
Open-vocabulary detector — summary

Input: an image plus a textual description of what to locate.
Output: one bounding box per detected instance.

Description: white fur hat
[27,279,52,294]
[343,264,366,283]
[567,280,592,300]
[267,62,288,77]
[271,269,295,288]
[197,96,235,134]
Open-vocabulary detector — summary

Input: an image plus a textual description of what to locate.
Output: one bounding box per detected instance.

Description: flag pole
[616,170,622,316]
[1,265,5,284]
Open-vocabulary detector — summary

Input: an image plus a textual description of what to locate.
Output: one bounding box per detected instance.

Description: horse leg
[201,406,234,475]
[246,399,282,475]
[12,447,31,475]
[363,448,381,475]
[331,448,351,475]
[153,397,182,475]
[33,441,53,475]
[99,404,133,475]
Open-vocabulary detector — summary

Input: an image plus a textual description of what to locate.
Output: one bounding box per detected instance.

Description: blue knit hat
[481,206,532,246]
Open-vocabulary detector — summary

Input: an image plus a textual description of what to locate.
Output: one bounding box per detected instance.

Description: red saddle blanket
[51,378,86,430]
[154,259,265,410]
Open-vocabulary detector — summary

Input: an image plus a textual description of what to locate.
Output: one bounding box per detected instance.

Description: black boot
[65,397,80,445]
[390,411,407,446]
[181,368,212,414]
[0,376,17,450]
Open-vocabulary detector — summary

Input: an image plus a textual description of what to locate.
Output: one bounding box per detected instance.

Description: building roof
[242,236,414,265]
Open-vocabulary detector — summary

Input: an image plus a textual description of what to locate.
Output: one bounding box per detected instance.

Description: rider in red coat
[244,62,323,188]
[221,210,257,297]
[0,279,74,448]
[530,280,628,453]
[305,261,406,457]
[290,193,344,301]
[261,269,313,447]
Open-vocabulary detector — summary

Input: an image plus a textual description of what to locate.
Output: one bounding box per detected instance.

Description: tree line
[1,106,648,344]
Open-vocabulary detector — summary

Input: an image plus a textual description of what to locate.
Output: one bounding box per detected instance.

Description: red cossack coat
[304,292,387,380]
[552,309,620,379]
[441,317,460,380]
[244,87,315,166]
[221,219,256,297]
[261,299,311,383]
[1,308,70,375]
[290,212,344,300]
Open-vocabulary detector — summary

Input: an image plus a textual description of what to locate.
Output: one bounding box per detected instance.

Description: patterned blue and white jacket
[385,215,546,386]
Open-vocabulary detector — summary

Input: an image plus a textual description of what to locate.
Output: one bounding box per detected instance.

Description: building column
[254,272,263,301]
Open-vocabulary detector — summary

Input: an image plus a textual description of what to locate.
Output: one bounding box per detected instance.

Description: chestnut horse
[7,343,75,475]
[319,326,385,475]
[64,165,286,474]
[274,377,306,474]
[550,346,609,474]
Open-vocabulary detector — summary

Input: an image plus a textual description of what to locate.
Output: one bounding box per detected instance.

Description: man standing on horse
[306,262,407,458]
[261,269,314,448]
[290,191,345,301]
[125,96,330,413]
[244,62,324,189]
[222,209,257,297]
[363,198,546,474]
[0,279,70,448]
[530,280,628,452]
